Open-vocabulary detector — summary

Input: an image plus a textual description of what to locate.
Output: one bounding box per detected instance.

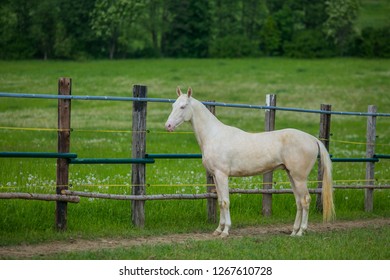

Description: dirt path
[1,218,389,259]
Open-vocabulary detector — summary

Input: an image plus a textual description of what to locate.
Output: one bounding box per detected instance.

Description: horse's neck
[190,98,223,149]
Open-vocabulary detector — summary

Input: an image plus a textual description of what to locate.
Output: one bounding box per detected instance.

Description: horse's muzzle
[165,121,175,132]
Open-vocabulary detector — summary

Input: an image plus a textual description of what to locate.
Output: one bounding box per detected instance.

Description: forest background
[0,0,389,60]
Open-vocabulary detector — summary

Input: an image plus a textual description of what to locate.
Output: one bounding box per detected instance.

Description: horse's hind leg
[291,199,303,236]
[288,173,311,236]
[299,190,311,235]
[293,188,311,236]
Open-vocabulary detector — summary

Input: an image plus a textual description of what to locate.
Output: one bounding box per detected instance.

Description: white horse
[165,87,335,237]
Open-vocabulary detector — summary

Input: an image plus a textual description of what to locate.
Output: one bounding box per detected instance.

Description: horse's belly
[203,149,283,177]
[228,158,284,177]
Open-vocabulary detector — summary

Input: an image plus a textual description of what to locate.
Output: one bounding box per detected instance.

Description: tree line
[0,0,389,60]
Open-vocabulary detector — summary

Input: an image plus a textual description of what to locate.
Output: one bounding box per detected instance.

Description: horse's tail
[317,140,335,222]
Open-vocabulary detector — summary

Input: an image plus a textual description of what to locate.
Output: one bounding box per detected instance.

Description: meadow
[0,58,389,259]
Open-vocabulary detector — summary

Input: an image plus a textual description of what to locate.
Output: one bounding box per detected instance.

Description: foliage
[354,25,390,58]
[323,0,360,55]
[0,0,36,59]
[0,0,389,59]
[284,30,335,58]
[210,36,258,58]
[259,16,282,56]
[90,0,145,59]
[162,0,211,57]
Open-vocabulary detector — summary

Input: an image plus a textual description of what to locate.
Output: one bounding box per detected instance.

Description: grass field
[47,226,390,260]
[0,58,389,259]
[358,0,390,28]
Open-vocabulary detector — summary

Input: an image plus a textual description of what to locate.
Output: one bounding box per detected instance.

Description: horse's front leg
[213,171,231,238]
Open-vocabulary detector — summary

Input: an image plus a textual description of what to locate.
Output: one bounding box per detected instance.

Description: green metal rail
[331,157,379,163]
[375,154,390,159]
[69,158,155,164]
[146,153,202,159]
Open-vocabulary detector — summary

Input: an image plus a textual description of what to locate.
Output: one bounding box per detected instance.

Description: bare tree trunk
[109,42,115,59]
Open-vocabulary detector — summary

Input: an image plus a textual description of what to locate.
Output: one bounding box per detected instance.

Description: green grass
[358,0,390,29]
[0,59,390,258]
[30,226,390,260]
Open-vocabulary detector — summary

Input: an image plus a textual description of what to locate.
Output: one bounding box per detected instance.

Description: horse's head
[165,87,193,132]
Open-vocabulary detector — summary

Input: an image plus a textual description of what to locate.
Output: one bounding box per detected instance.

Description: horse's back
[270,128,317,148]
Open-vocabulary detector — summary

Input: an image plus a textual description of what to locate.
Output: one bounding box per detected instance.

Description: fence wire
[2,125,390,147]
[3,179,390,192]
[1,92,390,117]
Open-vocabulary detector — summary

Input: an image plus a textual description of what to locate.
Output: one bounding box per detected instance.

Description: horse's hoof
[213,230,222,236]
[291,230,304,237]
[220,232,229,238]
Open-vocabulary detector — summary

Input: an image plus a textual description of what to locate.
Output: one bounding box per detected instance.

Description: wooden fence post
[56,77,71,231]
[131,85,147,227]
[262,94,276,216]
[316,104,332,212]
[205,101,217,223]
[365,105,377,212]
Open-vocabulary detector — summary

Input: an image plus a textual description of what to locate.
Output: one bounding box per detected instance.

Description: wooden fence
[0,78,389,231]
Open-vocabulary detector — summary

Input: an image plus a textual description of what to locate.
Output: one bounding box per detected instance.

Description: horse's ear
[176,86,182,97]
[187,87,192,98]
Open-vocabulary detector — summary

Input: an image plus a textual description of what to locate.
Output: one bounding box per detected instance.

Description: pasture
[0,58,389,259]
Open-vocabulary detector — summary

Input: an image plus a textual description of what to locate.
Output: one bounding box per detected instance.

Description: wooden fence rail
[0,192,80,203]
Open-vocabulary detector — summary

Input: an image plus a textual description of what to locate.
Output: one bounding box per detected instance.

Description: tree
[300,0,328,29]
[284,29,335,58]
[188,0,211,57]
[214,0,241,38]
[270,0,304,54]
[259,16,281,56]
[56,0,97,59]
[90,0,144,59]
[242,0,268,42]
[355,26,390,58]
[0,2,18,59]
[211,0,255,57]
[30,0,58,60]
[143,0,163,54]
[161,0,190,57]
[0,0,36,59]
[0,0,367,59]
[162,0,211,57]
[323,0,360,55]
